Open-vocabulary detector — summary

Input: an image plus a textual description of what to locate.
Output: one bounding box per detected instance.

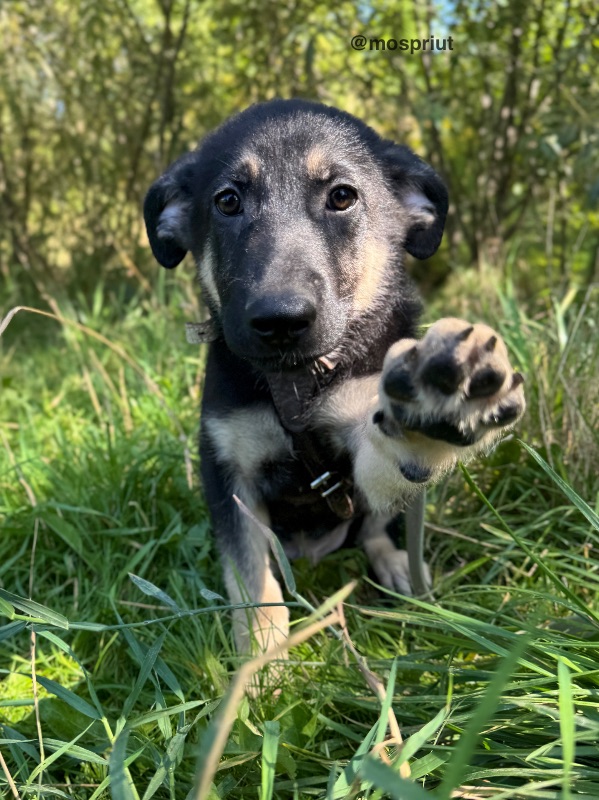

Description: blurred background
[1,0,597,300]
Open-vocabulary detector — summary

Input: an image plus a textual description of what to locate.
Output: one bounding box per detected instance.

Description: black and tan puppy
[144,99,525,655]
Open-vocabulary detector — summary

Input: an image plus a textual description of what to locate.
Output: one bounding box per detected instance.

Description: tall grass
[1,271,598,798]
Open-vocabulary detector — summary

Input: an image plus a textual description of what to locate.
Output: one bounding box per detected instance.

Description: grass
[1,267,599,799]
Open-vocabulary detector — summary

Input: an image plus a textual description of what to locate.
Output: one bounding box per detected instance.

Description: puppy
[144,99,525,656]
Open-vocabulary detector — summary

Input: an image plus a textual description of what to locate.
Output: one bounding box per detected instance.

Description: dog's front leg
[201,407,293,657]
[315,319,524,582]
[221,496,290,656]
[200,448,289,656]
[358,512,431,595]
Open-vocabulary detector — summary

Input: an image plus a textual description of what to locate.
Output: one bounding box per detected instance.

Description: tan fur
[353,237,389,312]
[305,145,330,180]
[237,153,261,181]
[206,406,292,481]
[196,244,221,310]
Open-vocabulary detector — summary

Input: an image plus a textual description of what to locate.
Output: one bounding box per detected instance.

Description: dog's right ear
[143,154,197,269]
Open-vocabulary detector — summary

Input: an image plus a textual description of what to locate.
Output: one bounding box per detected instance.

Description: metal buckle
[310,471,344,499]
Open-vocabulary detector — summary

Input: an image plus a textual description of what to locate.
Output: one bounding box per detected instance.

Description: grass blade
[119,631,167,727]
[558,660,575,800]
[519,441,599,531]
[260,721,280,800]
[396,706,449,767]
[128,573,182,612]
[459,464,599,625]
[332,721,378,798]
[437,633,530,798]
[359,757,432,799]
[35,675,101,720]
[109,728,140,800]
[0,590,69,629]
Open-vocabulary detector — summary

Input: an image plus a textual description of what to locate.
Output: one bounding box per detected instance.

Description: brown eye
[327,185,358,211]
[215,190,242,216]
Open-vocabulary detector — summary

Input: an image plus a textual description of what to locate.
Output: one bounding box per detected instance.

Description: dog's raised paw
[377,318,525,453]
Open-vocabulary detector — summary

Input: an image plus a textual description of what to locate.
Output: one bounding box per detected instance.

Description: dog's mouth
[247,349,330,374]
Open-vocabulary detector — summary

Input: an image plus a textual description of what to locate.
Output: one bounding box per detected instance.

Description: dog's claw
[456,325,474,342]
[511,371,524,389]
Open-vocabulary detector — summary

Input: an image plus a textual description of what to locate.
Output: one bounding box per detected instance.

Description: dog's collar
[185,319,220,344]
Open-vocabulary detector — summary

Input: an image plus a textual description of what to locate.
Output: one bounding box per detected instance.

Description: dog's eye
[215,190,243,216]
[327,186,358,211]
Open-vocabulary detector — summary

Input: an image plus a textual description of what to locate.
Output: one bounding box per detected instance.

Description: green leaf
[117,610,184,701]
[43,512,86,559]
[129,699,216,729]
[396,706,449,766]
[128,573,182,612]
[459,464,599,626]
[35,675,102,720]
[142,731,189,800]
[437,633,530,798]
[37,629,86,671]
[109,728,139,800]
[119,631,167,725]
[332,721,378,798]
[0,620,26,641]
[0,596,15,619]
[0,589,69,628]
[409,752,448,781]
[375,657,398,746]
[27,728,107,784]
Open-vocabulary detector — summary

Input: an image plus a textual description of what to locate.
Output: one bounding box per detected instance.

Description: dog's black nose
[246,294,316,348]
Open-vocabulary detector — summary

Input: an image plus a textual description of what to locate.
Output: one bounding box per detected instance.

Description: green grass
[1,269,599,799]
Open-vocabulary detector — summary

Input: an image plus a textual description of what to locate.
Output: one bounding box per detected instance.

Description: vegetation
[1,0,598,797]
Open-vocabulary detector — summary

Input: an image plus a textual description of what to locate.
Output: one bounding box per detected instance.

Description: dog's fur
[144,99,525,655]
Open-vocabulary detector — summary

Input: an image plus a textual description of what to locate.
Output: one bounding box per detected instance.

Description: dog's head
[144,99,447,371]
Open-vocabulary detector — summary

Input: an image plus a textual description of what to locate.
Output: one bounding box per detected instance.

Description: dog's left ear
[382,144,448,260]
[143,153,197,269]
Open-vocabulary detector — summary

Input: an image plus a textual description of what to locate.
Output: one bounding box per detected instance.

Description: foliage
[0,0,597,298]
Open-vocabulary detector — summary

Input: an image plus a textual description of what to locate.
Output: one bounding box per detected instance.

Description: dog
[144,99,525,657]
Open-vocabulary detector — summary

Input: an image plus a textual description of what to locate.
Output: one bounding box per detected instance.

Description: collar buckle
[310,471,354,519]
